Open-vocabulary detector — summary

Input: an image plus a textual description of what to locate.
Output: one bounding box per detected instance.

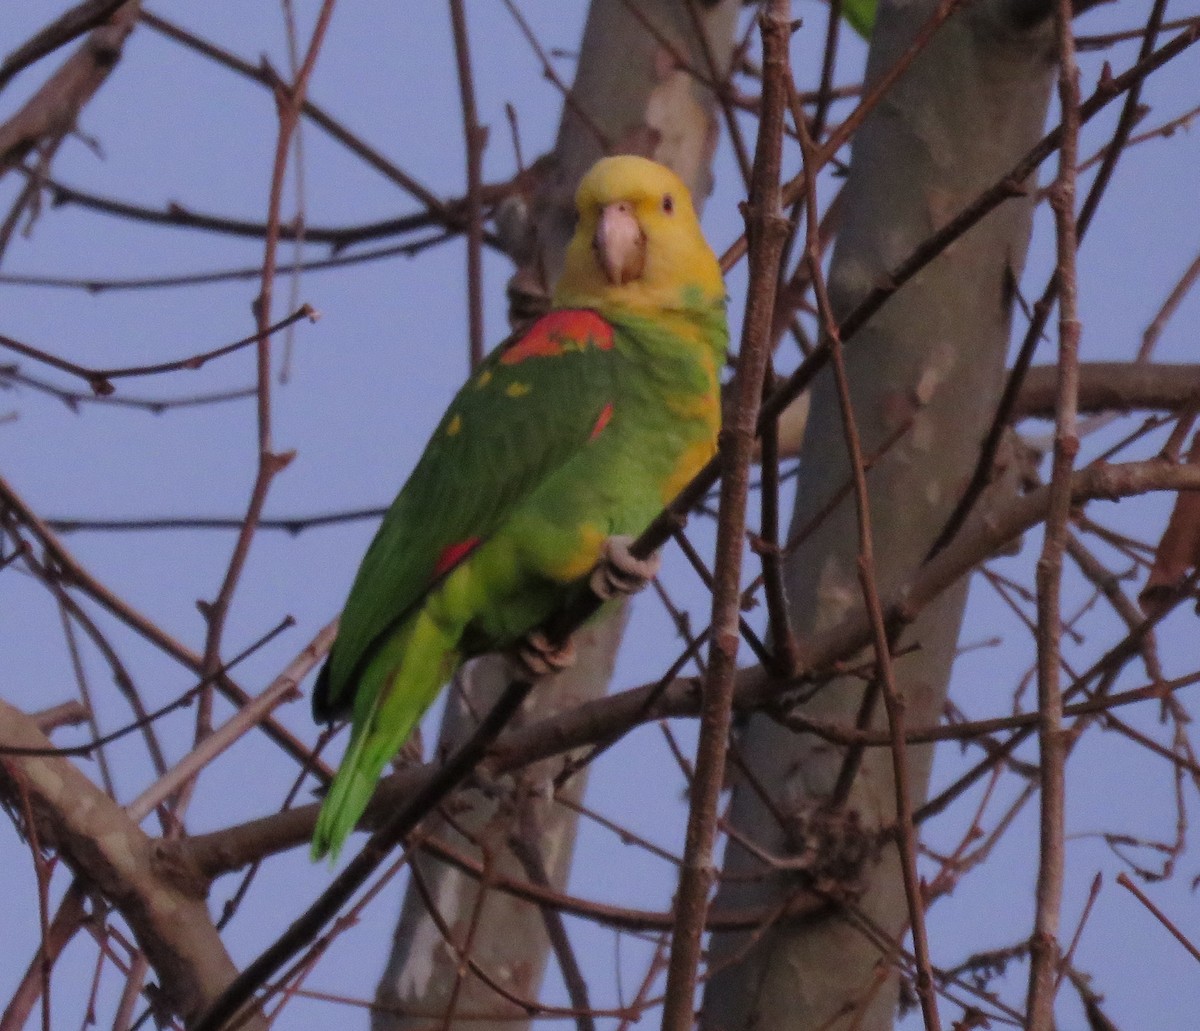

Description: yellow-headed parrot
[311,155,728,861]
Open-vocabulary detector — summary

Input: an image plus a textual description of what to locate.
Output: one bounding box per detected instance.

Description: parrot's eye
[661,194,674,214]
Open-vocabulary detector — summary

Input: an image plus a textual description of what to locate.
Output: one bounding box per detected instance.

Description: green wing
[842,0,875,38]
[313,308,620,720]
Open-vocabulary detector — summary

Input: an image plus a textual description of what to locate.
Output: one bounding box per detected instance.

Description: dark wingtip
[311,659,337,723]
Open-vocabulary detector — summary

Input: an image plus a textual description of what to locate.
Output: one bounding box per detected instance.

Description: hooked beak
[593,201,646,286]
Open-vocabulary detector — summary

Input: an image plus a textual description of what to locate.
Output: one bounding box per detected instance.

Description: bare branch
[177,459,1200,878]
[1026,0,1087,1013]
[1116,871,1200,965]
[0,699,266,1028]
[0,469,325,774]
[449,0,487,370]
[0,0,129,93]
[0,3,139,178]
[0,305,315,396]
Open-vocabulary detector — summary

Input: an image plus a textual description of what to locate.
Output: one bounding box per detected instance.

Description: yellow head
[553,156,725,315]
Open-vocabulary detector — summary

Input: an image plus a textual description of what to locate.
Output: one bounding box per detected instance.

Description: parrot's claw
[590,534,661,600]
[510,630,577,681]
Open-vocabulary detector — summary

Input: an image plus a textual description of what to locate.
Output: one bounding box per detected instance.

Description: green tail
[312,612,460,862]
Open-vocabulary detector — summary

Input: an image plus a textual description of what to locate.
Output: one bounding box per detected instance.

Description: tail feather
[311,719,388,862]
[311,612,459,862]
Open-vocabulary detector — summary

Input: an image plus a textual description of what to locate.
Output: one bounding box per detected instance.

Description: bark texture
[703,2,1056,1029]
[372,3,739,1027]
[0,1,140,178]
[0,699,264,1030]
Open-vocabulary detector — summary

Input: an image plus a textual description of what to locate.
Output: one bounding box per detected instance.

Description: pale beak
[594,201,646,285]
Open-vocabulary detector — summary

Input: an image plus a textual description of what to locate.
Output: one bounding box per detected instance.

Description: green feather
[312,612,459,861]
[314,312,623,723]
[841,0,876,39]
[311,157,729,863]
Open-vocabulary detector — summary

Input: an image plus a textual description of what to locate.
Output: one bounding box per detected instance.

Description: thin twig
[1116,871,1200,964]
[0,231,456,293]
[123,621,333,823]
[45,506,388,535]
[659,7,792,1028]
[810,0,844,141]
[1076,13,1200,49]
[0,881,87,1031]
[139,10,457,222]
[0,0,128,93]
[1139,244,1200,362]
[449,0,487,370]
[1026,0,1082,1019]
[498,0,611,150]
[928,0,1173,560]
[0,618,294,760]
[1,364,255,411]
[755,370,800,673]
[718,0,967,272]
[178,463,1200,883]
[194,3,336,814]
[54,595,115,798]
[0,2,138,178]
[19,167,510,250]
[508,816,597,1031]
[0,306,315,396]
[1056,872,1101,988]
[795,98,941,1031]
[682,0,753,184]
[190,679,535,1031]
[14,532,170,779]
[0,469,329,774]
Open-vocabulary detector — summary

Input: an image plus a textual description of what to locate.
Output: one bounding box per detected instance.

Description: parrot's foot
[590,534,661,600]
[510,630,577,681]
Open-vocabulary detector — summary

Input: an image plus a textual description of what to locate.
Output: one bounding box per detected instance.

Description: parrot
[841,0,875,39]
[311,154,729,861]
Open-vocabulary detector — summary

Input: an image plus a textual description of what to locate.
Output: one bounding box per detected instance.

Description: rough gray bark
[703,2,1056,1029]
[372,4,739,1028]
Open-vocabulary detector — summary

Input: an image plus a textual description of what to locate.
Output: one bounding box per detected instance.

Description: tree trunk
[704,2,1056,1028]
[372,3,739,1027]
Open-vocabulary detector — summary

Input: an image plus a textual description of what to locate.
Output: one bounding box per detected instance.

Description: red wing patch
[500,309,614,365]
[433,537,482,578]
[590,402,614,441]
